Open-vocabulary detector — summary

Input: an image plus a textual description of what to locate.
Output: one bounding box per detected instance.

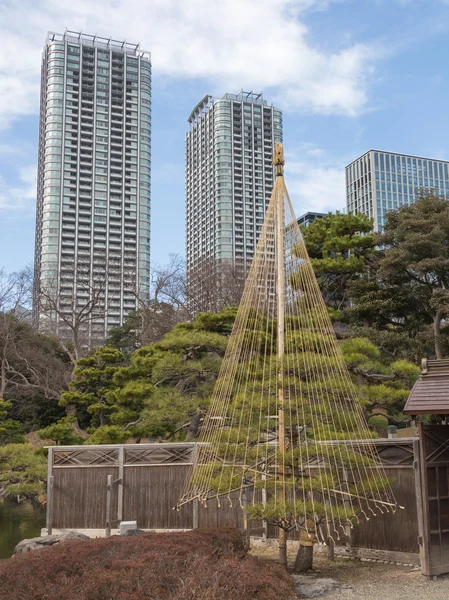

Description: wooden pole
[343,468,352,550]
[105,474,112,537]
[192,498,199,529]
[413,437,426,576]
[275,144,287,569]
[192,443,199,529]
[117,446,125,525]
[46,447,54,535]
[262,456,268,542]
[46,476,54,536]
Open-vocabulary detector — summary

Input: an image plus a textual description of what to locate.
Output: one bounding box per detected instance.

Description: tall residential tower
[186,91,282,309]
[346,150,449,231]
[34,31,151,346]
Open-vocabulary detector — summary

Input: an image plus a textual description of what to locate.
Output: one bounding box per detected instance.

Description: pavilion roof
[404,359,449,415]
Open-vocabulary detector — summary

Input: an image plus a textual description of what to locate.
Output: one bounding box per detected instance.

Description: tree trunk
[294,544,314,572]
[279,529,287,569]
[434,310,443,359]
[1,354,6,398]
[186,410,202,440]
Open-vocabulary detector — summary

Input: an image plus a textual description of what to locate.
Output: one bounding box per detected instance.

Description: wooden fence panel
[53,467,119,529]
[350,468,418,553]
[122,466,193,529]
[48,440,419,556]
[198,492,245,529]
[265,467,418,553]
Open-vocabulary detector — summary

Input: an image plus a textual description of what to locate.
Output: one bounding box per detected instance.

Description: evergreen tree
[0,443,47,501]
[350,193,449,358]
[0,398,24,445]
[191,311,394,571]
[59,346,125,431]
[301,212,375,314]
[341,337,420,426]
[111,312,230,440]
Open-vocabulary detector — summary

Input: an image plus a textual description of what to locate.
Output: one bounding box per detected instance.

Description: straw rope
[176,145,400,535]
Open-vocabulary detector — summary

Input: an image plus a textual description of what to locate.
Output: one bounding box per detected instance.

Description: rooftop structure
[404,359,449,415]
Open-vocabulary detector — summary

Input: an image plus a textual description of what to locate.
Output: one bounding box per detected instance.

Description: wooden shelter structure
[404,359,449,577]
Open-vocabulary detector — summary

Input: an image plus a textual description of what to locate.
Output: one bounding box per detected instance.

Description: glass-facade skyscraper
[346,150,449,231]
[33,31,151,346]
[186,91,282,308]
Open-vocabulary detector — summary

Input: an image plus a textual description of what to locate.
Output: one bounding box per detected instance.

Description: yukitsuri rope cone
[176,143,402,568]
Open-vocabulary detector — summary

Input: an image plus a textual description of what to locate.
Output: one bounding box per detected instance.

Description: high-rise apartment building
[186,91,282,309]
[346,150,449,231]
[33,31,151,346]
[297,211,326,229]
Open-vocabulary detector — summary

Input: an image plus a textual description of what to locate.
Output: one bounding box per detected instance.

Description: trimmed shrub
[0,528,296,600]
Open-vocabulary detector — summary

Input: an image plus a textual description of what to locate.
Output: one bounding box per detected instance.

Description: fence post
[413,437,425,574]
[105,474,112,537]
[192,498,199,529]
[46,447,54,535]
[191,444,199,529]
[343,468,352,550]
[262,456,267,541]
[117,446,125,525]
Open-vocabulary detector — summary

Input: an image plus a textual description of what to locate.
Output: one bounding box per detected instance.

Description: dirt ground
[251,545,449,599]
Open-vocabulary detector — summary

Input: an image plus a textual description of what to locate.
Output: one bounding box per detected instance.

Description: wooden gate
[416,424,449,577]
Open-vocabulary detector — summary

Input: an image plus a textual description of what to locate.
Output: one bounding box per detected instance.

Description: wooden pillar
[192,444,199,529]
[275,163,287,569]
[46,447,54,535]
[343,468,352,549]
[413,437,426,575]
[192,499,199,529]
[117,446,125,525]
[262,457,268,541]
[105,474,113,537]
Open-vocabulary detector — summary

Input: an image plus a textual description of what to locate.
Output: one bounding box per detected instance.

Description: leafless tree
[36,259,114,363]
[0,266,70,402]
[185,257,247,314]
[128,254,247,344]
[131,254,189,346]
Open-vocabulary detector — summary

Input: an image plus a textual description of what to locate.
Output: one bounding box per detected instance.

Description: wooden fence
[46,438,418,555]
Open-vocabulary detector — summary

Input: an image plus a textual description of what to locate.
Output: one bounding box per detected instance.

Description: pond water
[0,498,45,558]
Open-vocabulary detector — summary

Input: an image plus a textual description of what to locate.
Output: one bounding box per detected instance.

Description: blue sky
[2,0,449,273]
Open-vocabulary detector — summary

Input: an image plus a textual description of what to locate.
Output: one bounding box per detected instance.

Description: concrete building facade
[185,91,282,309]
[33,31,151,346]
[346,150,449,231]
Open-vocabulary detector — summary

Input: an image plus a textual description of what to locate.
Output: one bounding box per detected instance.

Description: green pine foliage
[59,346,126,430]
[110,315,228,440]
[350,193,449,359]
[198,310,394,533]
[341,337,419,422]
[38,416,84,446]
[0,398,24,445]
[301,212,375,312]
[0,443,47,500]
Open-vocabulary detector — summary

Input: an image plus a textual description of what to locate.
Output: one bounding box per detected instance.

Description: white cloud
[0,166,37,214]
[286,145,347,216]
[0,0,384,130]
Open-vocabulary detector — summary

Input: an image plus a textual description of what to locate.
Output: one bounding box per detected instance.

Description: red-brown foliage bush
[0,528,297,600]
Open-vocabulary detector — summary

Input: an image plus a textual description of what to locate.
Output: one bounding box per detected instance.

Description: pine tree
[0,398,24,445]
[350,193,449,358]
[302,212,375,314]
[178,147,397,571]
[110,312,230,440]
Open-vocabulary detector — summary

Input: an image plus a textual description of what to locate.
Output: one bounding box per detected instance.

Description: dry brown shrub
[0,528,297,600]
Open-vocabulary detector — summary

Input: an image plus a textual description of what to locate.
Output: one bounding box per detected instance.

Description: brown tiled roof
[404,359,449,415]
